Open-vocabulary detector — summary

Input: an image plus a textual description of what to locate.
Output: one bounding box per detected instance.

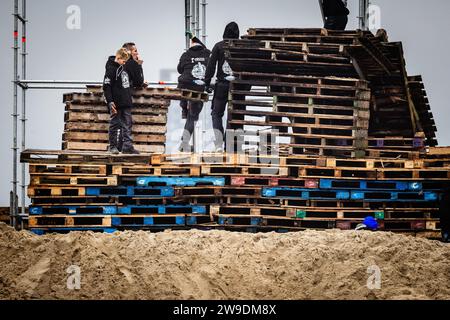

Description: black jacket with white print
[103,56,133,108]
[177,44,211,92]
[204,22,240,86]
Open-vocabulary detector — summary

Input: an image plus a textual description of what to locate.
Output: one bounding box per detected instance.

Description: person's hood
[191,36,207,49]
[189,44,205,52]
[105,56,118,69]
[223,22,240,39]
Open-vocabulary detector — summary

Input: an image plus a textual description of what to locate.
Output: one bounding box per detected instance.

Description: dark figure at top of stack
[322,0,350,30]
[205,22,240,152]
[177,36,211,152]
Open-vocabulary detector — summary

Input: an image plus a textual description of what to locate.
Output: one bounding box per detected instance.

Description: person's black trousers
[324,15,348,30]
[109,106,133,151]
[180,100,188,119]
[211,81,230,148]
[180,101,204,148]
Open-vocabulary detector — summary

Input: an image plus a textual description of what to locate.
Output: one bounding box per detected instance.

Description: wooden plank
[85,86,209,102]
[428,147,450,156]
[63,132,166,143]
[64,122,167,134]
[62,141,165,154]
[65,103,170,114]
[64,112,167,124]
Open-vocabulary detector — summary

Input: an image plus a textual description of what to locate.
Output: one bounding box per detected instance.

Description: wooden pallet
[112,165,201,176]
[64,111,167,125]
[229,39,345,56]
[173,186,261,198]
[246,28,372,37]
[64,122,167,134]
[29,215,112,228]
[63,132,166,144]
[211,205,435,220]
[21,149,152,164]
[201,165,289,176]
[65,102,170,113]
[84,86,209,102]
[62,141,165,154]
[153,152,450,169]
[29,164,108,176]
[27,186,86,197]
[29,175,118,187]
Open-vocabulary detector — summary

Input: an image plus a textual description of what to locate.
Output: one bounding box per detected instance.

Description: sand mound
[0,222,449,300]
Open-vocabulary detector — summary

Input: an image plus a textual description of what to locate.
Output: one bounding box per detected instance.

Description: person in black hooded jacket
[122,42,146,89]
[204,22,240,152]
[105,43,146,153]
[322,0,350,31]
[103,48,140,155]
[177,37,211,152]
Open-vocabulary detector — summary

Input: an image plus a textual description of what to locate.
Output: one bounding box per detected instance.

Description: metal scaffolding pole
[17,80,177,90]
[20,0,27,222]
[195,0,201,38]
[200,0,208,152]
[359,0,370,30]
[191,0,196,40]
[12,0,19,228]
[185,0,191,49]
[201,0,207,45]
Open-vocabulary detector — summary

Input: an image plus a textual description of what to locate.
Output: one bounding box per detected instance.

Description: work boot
[214,145,224,153]
[122,147,140,155]
[108,146,120,155]
[178,143,193,153]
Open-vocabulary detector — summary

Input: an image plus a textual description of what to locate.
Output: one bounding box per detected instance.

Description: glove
[193,80,206,86]
[109,102,118,115]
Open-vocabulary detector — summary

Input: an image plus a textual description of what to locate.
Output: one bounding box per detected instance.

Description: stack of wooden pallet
[62,86,208,154]
[21,150,449,237]
[228,72,370,158]
[225,28,434,157]
[18,27,449,238]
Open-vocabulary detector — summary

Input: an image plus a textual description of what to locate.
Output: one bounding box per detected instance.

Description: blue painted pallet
[350,191,438,202]
[320,179,423,191]
[218,216,263,226]
[30,228,117,235]
[136,176,225,187]
[116,205,207,215]
[29,205,117,215]
[262,188,350,200]
[86,186,174,197]
[111,216,185,227]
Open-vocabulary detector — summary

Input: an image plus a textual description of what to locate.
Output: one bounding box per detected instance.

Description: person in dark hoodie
[115,43,146,152]
[204,22,240,152]
[322,0,350,31]
[177,36,211,152]
[122,42,146,89]
[103,48,140,155]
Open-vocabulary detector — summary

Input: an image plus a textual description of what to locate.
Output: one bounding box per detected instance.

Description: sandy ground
[0,222,449,300]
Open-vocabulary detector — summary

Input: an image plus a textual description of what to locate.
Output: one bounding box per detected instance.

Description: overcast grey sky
[1,0,449,206]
